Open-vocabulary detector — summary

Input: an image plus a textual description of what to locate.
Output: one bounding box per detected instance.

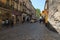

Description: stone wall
[47,0,60,33]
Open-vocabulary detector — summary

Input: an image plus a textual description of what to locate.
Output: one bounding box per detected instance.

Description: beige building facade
[0,0,36,28]
[45,0,60,34]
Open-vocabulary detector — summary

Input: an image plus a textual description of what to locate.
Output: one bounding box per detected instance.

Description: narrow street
[0,22,60,40]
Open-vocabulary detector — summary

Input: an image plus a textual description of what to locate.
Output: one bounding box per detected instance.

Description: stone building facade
[0,0,36,28]
[45,0,60,34]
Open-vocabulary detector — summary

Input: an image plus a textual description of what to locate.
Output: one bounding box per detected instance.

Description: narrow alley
[0,0,60,40]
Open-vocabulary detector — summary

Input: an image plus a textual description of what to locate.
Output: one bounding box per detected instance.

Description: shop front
[0,8,12,28]
[12,11,22,24]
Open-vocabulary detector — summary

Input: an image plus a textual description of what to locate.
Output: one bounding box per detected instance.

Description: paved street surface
[0,22,60,40]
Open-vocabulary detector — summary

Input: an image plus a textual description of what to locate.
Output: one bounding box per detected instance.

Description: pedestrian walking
[39,14,44,23]
[5,19,9,28]
[39,16,42,23]
[22,17,25,23]
[10,19,14,27]
[2,20,5,27]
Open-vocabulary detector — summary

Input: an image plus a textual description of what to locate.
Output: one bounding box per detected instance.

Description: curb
[45,22,58,33]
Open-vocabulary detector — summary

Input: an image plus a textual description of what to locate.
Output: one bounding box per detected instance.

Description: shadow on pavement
[45,22,58,33]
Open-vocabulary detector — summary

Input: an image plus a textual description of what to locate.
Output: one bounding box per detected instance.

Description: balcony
[22,2,26,7]
[13,0,19,4]
[0,1,14,10]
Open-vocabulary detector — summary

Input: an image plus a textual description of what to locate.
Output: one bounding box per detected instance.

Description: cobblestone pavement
[0,22,60,40]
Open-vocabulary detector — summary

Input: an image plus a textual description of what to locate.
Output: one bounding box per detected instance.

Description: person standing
[22,17,25,23]
[39,14,43,23]
[5,18,9,28]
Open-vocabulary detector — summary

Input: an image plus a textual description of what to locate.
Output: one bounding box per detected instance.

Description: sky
[31,0,46,12]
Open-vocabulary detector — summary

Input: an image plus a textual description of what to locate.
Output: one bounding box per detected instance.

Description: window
[6,0,9,6]
[14,0,19,4]
[20,2,22,6]
[23,2,26,6]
